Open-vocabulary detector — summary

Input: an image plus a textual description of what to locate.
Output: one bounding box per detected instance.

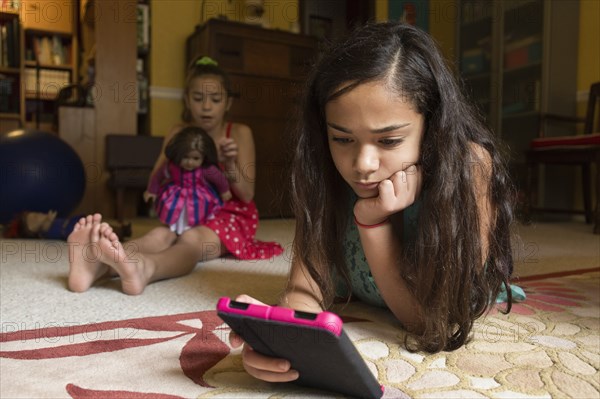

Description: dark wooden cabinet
[187,19,317,218]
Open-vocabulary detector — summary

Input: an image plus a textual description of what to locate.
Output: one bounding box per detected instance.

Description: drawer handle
[219,49,241,57]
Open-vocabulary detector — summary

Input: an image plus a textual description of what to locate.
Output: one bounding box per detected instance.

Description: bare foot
[67,214,109,292]
[97,223,154,295]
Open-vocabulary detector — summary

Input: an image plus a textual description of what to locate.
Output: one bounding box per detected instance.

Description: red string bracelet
[353,215,390,229]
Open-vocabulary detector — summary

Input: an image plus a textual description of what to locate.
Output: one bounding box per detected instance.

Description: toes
[99,223,120,253]
[73,214,99,232]
[99,222,113,238]
[109,237,123,253]
[107,231,120,243]
[92,213,102,225]
[85,214,94,226]
[73,217,87,231]
[91,221,103,242]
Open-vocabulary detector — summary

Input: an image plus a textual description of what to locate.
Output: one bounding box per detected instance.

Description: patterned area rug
[1,270,598,398]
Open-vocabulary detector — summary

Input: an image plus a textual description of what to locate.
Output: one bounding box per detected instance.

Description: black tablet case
[218,309,383,399]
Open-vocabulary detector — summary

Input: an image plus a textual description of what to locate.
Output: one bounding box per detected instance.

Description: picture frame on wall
[308,15,332,40]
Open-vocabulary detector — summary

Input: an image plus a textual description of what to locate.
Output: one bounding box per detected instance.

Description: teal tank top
[336,197,525,307]
[336,198,421,307]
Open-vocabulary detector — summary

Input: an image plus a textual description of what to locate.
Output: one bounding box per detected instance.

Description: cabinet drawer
[244,39,290,77]
[290,46,315,77]
[214,34,244,71]
[214,34,244,70]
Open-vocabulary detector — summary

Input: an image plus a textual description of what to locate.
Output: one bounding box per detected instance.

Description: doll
[3,210,69,239]
[144,126,232,235]
[2,210,131,240]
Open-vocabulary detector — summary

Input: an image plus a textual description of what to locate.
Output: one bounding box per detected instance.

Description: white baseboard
[149,86,184,100]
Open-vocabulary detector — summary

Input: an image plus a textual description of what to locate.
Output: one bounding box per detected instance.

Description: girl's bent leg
[97,225,224,295]
[146,226,225,282]
[126,225,177,254]
[101,225,177,280]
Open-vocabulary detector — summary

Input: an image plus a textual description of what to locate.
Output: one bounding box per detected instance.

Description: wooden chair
[524,82,600,234]
[105,134,163,223]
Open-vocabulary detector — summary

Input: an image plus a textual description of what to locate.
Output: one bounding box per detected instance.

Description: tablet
[216,297,384,399]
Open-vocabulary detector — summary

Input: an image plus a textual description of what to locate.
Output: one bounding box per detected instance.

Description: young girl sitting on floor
[234,21,519,383]
[67,56,283,295]
[144,126,232,235]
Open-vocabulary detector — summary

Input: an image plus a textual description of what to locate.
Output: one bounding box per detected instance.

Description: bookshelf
[22,16,77,131]
[0,6,23,134]
[0,0,78,134]
[457,0,579,207]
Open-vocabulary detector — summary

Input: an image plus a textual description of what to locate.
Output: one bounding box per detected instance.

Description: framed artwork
[308,15,333,40]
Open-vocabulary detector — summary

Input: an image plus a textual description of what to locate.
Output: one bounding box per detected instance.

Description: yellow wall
[428,0,456,65]
[375,0,388,21]
[575,0,599,208]
[577,0,600,99]
[150,0,598,135]
[150,1,200,135]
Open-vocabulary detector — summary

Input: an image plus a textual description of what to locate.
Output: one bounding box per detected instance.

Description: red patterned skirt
[204,198,283,260]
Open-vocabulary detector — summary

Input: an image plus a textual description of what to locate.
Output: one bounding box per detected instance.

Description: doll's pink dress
[149,162,229,234]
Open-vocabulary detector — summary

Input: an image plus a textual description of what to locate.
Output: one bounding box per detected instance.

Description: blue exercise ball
[0,129,86,224]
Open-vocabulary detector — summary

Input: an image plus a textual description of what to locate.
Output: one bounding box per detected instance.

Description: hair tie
[354,215,390,229]
[196,56,218,66]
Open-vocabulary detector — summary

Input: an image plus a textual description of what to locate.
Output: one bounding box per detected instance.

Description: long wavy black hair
[290,22,515,352]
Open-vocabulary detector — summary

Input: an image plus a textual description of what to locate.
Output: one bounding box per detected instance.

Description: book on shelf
[36,36,52,64]
[0,72,18,113]
[0,25,4,67]
[504,35,541,52]
[461,47,490,75]
[502,78,541,115]
[1,0,21,11]
[24,67,70,96]
[28,34,71,66]
[137,3,149,51]
[504,36,542,70]
[0,16,19,68]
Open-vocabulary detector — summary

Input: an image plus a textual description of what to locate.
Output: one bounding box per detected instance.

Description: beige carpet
[510,220,600,278]
[126,217,600,278]
[1,219,598,398]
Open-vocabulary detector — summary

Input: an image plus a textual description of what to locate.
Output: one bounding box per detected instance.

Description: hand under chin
[353,189,379,199]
